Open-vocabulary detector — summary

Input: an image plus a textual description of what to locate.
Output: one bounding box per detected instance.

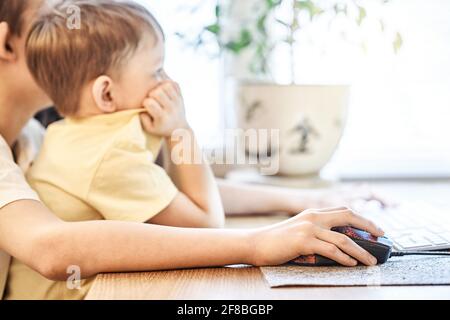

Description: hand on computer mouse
[292,226,394,266]
[248,207,383,267]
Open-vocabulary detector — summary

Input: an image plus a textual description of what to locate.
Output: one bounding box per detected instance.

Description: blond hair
[26,0,163,116]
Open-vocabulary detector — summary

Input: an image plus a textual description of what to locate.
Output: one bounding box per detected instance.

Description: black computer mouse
[290,226,394,266]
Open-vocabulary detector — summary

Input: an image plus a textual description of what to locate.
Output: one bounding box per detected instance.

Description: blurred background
[134,0,450,180]
[40,0,450,181]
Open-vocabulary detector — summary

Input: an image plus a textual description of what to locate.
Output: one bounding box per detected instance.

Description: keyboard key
[374,203,450,250]
[439,232,450,242]
[394,235,431,249]
[395,237,419,249]
[420,231,448,245]
[408,235,433,247]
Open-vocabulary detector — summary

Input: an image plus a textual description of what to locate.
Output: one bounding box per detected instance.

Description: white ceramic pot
[236,84,350,176]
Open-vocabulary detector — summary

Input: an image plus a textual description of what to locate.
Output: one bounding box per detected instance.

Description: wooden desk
[86,181,450,300]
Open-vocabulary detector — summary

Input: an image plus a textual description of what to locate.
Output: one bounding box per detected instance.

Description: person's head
[0,0,51,112]
[26,0,167,118]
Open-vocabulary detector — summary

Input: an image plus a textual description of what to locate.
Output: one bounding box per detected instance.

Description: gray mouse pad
[261,256,450,287]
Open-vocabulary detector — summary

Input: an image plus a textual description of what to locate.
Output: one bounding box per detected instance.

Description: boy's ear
[92,76,118,113]
[0,22,17,62]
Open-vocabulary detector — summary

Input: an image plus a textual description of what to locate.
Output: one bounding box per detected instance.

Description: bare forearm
[165,129,224,226]
[0,200,250,281]
[1,200,384,282]
[53,220,250,278]
[217,179,319,215]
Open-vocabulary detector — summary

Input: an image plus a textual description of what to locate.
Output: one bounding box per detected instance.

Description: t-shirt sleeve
[87,142,178,222]
[0,136,40,210]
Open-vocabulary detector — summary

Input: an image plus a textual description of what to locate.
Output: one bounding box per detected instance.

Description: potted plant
[179,0,401,176]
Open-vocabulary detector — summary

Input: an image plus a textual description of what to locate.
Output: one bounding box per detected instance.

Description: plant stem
[290,34,295,84]
[290,0,296,84]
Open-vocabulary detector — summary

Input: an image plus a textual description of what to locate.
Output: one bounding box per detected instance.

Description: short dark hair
[0,0,30,36]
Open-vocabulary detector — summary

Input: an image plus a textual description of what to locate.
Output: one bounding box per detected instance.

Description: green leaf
[205,24,221,35]
[215,4,221,18]
[257,15,268,34]
[266,0,282,9]
[393,32,403,53]
[225,29,253,53]
[357,6,367,26]
[295,0,324,20]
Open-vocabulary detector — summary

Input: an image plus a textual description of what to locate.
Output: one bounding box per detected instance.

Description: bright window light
[136,0,450,178]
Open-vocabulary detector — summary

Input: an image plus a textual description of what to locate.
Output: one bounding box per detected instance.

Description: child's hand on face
[140,81,190,137]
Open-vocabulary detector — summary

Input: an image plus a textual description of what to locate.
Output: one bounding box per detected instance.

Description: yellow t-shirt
[6,109,178,300]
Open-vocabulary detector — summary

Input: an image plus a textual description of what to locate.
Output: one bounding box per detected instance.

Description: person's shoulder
[101,111,164,165]
[111,110,152,151]
[32,117,113,175]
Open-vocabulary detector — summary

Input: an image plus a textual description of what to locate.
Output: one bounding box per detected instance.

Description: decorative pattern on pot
[236,84,349,176]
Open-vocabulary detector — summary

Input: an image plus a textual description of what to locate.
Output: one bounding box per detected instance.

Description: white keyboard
[357,202,450,251]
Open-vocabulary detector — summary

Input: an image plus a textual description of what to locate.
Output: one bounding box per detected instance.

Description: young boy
[4,0,382,300]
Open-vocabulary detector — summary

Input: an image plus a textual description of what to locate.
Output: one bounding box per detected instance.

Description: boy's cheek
[124,84,154,108]
[117,90,146,110]
[146,79,164,96]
